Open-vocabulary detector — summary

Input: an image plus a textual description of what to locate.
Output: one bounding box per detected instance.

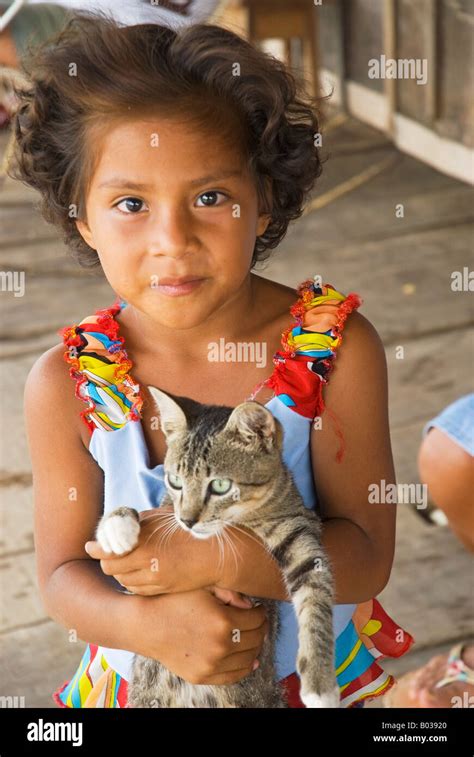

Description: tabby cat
[96,386,339,708]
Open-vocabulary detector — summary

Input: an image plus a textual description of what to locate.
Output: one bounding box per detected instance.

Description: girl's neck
[117,272,261,361]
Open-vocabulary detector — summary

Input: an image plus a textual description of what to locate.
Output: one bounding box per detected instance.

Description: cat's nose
[181,518,197,529]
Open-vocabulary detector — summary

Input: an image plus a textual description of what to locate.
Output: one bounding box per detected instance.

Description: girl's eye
[167,473,183,490]
[195,191,226,207]
[115,197,146,214]
[209,478,232,495]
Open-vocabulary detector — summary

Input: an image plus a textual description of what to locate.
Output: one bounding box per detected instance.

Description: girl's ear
[75,218,97,250]
[257,213,271,236]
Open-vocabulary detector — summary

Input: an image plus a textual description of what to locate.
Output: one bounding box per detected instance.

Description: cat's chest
[136,362,276,468]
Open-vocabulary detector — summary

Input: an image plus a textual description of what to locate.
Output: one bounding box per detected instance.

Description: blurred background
[0,0,472,708]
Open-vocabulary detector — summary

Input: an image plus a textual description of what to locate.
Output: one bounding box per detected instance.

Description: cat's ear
[223,401,282,451]
[148,385,188,437]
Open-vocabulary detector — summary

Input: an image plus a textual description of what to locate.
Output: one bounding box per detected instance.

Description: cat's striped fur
[96,386,339,708]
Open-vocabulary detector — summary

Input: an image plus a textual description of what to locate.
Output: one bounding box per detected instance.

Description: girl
[12,13,413,708]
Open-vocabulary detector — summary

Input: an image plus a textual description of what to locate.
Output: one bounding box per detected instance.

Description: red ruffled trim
[280,673,305,707]
[251,281,363,463]
[369,598,415,659]
[52,680,70,708]
[58,297,144,435]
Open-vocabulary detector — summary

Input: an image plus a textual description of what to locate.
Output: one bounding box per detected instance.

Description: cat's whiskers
[144,512,180,550]
[219,524,243,575]
[158,518,183,551]
[143,511,176,538]
[226,522,276,562]
[215,530,227,575]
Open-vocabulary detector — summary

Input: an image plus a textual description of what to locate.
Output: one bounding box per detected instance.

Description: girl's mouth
[154,278,207,297]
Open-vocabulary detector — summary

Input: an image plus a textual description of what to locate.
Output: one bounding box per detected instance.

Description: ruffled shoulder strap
[58,299,144,434]
[249,279,362,462]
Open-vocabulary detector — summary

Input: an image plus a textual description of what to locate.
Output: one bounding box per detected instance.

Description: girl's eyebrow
[97,170,242,191]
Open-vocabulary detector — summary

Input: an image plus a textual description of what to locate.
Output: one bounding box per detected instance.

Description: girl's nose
[147,205,193,259]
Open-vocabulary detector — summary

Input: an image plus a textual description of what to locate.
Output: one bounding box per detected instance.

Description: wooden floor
[0,113,473,707]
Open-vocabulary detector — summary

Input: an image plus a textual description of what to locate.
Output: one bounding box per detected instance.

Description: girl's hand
[85,508,224,595]
[127,587,269,685]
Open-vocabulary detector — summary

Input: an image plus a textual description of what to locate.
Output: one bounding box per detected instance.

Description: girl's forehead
[97,116,214,148]
[89,117,248,185]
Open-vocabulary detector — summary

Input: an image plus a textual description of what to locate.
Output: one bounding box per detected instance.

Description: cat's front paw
[96,507,140,555]
[300,685,340,709]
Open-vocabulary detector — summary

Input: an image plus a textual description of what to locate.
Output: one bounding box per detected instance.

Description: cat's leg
[287,533,339,708]
[265,520,340,708]
[96,506,140,555]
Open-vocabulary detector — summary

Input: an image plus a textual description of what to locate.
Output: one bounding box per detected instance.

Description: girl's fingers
[228,605,269,633]
[203,661,260,686]
[86,546,142,574]
[114,568,155,584]
[217,647,262,673]
[85,540,111,559]
[123,585,162,596]
[210,586,253,608]
[222,626,267,655]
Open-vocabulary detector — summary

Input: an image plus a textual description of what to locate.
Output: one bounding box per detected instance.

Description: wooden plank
[0,621,85,708]
[0,485,34,558]
[0,553,46,633]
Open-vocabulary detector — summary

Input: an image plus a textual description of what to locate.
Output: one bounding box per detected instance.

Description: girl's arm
[25,344,138,649]
[310,312,397,602]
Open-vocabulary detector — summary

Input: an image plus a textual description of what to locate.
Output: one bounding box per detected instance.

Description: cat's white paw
[96,510,140,555]
[301,685,340,709]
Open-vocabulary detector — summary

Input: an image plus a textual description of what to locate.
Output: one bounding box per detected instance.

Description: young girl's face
[76,116,270,330]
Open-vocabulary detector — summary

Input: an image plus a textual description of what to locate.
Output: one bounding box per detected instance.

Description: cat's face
[149,386,283,539]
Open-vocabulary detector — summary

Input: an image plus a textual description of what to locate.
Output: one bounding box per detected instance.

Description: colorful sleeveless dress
[53,278,414,709]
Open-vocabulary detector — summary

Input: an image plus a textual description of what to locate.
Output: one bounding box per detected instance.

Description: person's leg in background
[418,426,474,552]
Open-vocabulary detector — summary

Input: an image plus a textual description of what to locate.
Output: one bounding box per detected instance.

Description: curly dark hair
[9,12,324,270]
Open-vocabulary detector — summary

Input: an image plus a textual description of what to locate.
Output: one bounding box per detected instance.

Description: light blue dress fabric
[89,396,357,682]
[422,394,474,457]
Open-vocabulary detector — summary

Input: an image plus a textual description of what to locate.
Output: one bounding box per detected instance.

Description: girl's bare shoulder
[251,273,298,324]
[24,343,91,448]
[26,341,77,393]
[255,273,378,342]
[254,274,383,383]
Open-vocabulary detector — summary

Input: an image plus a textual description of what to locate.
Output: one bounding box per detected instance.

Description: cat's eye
[167,473,183,490]
[209,478,232,495]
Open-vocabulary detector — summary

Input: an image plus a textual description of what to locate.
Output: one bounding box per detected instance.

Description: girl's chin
[134,297,216,330]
